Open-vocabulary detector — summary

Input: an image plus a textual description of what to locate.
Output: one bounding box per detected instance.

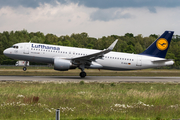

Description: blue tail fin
[140,31,174,58]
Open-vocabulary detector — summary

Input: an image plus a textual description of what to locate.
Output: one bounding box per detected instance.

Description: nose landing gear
[23,67,27,71]
[23,61,28,71]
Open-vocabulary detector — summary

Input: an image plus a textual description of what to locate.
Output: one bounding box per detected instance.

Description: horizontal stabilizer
[151,59,173,62]
[151,59,174,65]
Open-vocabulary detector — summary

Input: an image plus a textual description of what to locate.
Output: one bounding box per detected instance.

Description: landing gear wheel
[80,72,86,78]
[23,67,27,71]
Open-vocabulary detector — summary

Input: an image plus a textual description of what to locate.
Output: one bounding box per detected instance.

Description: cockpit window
[13,46,18,49]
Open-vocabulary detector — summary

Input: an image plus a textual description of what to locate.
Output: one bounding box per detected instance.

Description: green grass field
[0,67,180,76]
[1,67,180,119]
[1,81,180,120]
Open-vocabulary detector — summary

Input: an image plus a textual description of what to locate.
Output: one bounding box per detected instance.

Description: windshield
[12,46,18,49]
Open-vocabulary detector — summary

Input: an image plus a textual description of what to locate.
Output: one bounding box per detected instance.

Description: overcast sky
[0,0,180,38]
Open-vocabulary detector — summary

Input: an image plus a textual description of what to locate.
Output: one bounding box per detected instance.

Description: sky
[0,0,180,38]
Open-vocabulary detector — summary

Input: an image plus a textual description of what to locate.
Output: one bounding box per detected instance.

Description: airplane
[3,31,174,78]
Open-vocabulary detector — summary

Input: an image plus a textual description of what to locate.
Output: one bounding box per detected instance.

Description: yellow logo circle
[156,38,168,50]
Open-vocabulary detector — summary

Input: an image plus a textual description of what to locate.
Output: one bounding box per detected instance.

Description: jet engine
[54,58,76,71]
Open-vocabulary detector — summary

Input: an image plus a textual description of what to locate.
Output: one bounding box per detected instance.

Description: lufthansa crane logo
[156,38,168,50]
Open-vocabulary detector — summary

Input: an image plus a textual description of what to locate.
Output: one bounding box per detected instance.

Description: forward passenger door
[24,44,29,54]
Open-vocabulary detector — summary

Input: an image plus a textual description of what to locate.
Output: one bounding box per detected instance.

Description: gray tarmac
[0,76,180,83]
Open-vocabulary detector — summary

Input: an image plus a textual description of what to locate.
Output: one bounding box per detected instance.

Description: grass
[1,81,180,119]
[0,67,180,76]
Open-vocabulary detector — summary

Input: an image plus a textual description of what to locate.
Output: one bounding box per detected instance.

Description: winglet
[107,39,118,51]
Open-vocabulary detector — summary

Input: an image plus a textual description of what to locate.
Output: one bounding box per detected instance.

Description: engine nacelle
[54,58,71,71]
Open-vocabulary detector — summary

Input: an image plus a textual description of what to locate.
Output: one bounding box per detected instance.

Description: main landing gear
[79,64,86,78]
[80,71,86,78]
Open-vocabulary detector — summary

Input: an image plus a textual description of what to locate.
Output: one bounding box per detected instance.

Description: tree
[0,30,180,67]
[125,33,134,38]
[149,34,158,39]
[135,42,143,54]
[30,36,44,43]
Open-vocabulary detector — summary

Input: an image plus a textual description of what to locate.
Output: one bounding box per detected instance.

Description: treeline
[0,30,180,66]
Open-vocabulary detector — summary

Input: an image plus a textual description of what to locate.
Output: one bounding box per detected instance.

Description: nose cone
[3,49,10,57]
[3,49,7,55]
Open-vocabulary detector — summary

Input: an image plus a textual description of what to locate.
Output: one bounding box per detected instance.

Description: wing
[71,39,118,65]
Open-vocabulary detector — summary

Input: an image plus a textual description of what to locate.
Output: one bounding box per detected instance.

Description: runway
[0,76,180,83]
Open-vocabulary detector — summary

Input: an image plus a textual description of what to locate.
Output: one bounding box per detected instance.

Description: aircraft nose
[3,49,7,55]
[3,49,9,56]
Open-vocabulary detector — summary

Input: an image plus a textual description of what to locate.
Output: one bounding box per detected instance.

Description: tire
[80,72,86,78]
[23,67,27,71]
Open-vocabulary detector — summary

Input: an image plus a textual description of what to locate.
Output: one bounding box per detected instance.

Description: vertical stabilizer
[140,31,174,58]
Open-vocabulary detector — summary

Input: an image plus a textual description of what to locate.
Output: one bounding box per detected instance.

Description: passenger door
[24,44,29,54]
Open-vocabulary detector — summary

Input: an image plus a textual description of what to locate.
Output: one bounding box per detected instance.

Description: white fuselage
[3,42,174,70]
